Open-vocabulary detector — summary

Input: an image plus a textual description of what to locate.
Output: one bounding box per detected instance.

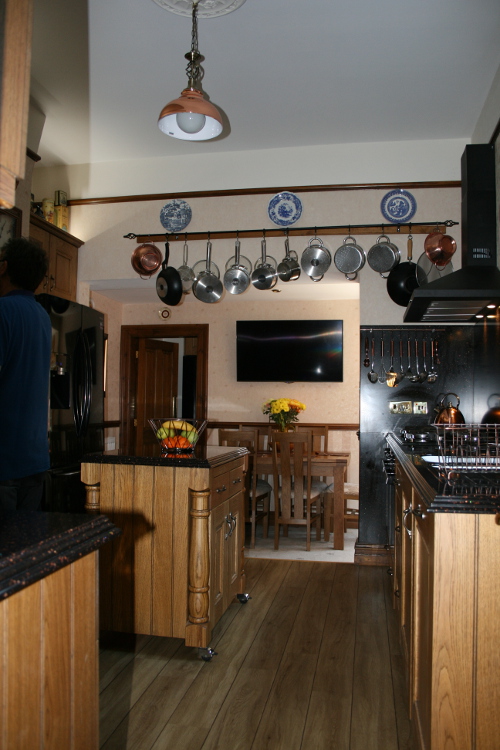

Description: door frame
[120,324,209,455]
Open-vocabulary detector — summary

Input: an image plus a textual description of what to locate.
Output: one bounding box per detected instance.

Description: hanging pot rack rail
[124,220,458,244]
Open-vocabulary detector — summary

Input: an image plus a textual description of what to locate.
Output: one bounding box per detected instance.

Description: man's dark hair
[0,237,48,291]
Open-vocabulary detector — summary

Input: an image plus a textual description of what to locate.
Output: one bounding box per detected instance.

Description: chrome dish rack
[435,424,500,481]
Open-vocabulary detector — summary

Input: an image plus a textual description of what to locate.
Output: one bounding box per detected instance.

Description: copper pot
[131,243,163,277]
[433,392,465,425]
[424,232,457,267]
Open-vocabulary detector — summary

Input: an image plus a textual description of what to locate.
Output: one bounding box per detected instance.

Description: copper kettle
[433,392,465,425]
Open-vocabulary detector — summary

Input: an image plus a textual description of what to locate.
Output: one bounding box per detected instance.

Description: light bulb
[176,112,206,134]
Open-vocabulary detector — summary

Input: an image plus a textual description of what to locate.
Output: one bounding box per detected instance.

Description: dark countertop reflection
[0,511,120,600]
[82,444,249,469]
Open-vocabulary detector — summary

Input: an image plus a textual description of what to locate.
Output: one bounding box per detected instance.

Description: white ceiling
[30,0,500,169]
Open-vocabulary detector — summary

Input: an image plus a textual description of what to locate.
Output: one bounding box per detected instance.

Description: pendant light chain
[185,1,204,89]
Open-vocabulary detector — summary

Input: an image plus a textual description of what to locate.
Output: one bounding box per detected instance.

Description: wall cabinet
[30,215,82,300]
[393,459,500,750]
[81,451,247,649]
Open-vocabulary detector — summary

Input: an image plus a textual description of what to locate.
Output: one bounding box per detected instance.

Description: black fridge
[36,294,105,512]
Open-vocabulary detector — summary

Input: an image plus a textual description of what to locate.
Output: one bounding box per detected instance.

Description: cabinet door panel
[224,491,243,609]
[210,502,226,626]
[412,510,434,750]
[49,235,77,299]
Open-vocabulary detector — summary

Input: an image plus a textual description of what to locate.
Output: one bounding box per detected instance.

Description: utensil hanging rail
[124,220,458,244]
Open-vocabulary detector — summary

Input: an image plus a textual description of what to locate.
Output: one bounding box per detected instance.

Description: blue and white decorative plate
[267,192,302,227]
[380,189,417,223]
[160,199,192,233]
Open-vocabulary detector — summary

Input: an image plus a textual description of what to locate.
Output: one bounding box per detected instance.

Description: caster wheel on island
[198,647,218,662]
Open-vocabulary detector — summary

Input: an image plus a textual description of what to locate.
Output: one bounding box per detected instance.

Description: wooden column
[186,487,210,648]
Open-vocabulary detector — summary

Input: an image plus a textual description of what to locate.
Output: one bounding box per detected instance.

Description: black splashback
[359,325,475,548]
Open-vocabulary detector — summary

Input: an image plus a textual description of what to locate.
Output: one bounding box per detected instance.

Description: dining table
[254,450,350,550]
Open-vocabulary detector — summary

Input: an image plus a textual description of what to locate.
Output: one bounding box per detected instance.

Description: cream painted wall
[31,137,468,202]
[91,290,360,481]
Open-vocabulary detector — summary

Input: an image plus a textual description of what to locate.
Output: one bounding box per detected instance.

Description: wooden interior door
[135,338,179,456]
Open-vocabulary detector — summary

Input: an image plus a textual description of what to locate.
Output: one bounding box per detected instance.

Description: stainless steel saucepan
[277,235,301,282]
[251,235,278,290]
[223,237,251,295]
[367,234,400,278]
[301,235,331,280]
[334,235,366,280]
[193,239,224,303]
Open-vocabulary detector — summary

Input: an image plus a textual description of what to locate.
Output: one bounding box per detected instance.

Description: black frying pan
[156,241,183,306]
[386,234,418,307]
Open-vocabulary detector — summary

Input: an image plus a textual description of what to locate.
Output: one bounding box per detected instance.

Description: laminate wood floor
[99,560,416,750]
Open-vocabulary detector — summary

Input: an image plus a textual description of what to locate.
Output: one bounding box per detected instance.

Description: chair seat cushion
[311,479,328,493]
[324,481,359,497]
[250,478,272,496]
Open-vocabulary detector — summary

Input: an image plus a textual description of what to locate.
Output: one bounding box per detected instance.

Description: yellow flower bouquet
[262,398,306,432]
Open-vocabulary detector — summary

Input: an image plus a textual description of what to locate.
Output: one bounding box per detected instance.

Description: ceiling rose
[151,0,246,17]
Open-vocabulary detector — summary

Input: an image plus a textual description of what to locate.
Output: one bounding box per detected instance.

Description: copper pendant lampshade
[158,1,223,141]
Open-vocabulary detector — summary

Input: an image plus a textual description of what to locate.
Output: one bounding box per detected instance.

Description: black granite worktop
[387,433,500,513]
[83,444,248,469]
[0,511,121,600]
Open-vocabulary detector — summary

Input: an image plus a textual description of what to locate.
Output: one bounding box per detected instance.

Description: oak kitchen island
[387,432,500,750]
[81,446,249,653]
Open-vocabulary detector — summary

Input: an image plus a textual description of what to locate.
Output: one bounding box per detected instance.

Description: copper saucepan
[424,232,457,267]
[131,243,163,278]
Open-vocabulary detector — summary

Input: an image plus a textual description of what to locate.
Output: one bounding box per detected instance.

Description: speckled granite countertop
[0,511,121,600]
[82,444,248,469]
[387,433,500,513]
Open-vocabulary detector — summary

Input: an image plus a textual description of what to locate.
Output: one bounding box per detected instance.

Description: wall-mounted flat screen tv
[236,320,343,383]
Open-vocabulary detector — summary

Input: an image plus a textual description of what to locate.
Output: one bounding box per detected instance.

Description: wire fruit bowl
[149,419,207,455]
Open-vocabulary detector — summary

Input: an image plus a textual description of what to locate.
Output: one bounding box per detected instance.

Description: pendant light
[158,1,223,141]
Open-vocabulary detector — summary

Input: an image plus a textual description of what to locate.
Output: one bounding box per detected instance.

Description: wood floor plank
[250,563,337,750]
[100,636,184,745]
[198,562,318,750]
[350,567,399,750]
[383,568,416,750]
[302,562,359,750]
[98,559,416,750]
[100,634,152,693]
[251,651,317,750]
[104,560,293,750]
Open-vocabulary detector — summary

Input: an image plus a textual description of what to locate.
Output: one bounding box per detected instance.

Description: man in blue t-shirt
[0,237,52,510]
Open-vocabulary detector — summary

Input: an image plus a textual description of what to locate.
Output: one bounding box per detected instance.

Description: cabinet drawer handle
[395,524,401,533]
[216,485,227,493]
[232,477,242,484]
[224,512,237,539]
[402,507,413,538]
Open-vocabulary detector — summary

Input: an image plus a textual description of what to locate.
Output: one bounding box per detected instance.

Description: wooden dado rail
[207,421,359,432]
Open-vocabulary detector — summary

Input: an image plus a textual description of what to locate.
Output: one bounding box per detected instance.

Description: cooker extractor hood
[404,144,499,323]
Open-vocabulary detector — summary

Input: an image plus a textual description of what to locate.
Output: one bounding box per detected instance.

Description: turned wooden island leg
[81,464,102,513]
[185,487,211,648]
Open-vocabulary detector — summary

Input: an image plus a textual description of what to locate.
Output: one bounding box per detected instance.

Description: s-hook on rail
[124,220,458,244]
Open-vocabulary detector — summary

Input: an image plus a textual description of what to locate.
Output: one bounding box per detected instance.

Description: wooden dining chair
[219,428,271,549]
[296,424,329,452]
[271,431,322,551]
